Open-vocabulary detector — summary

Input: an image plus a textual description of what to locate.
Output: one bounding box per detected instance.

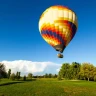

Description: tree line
[58,62,96,81]
[0,63,33,81]
[1,62,96,82]
[33,73,57,78]
[0,63,57,81]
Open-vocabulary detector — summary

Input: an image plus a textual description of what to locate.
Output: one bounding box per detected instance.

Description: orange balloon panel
[39,5,78,53]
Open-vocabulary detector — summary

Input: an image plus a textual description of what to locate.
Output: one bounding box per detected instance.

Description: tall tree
[18,72,21,79]
[48,73,52,78]
[71,62,81,79]
[16,71,18,78]
[59,63,70,79]
[59,62,81,80]
[10,73,15,80]
[8,69,11,79]
[0,63,7,78]
[23,75,26,81]
[79,63,94,81]
[15,72,21,80]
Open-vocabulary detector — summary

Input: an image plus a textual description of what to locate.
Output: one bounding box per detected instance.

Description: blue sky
[0,0,96,66]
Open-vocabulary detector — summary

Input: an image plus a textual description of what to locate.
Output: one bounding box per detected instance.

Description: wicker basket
[57,53,63,58]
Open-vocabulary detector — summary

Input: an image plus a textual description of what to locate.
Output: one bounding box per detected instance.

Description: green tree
[71,62,81,79]
[79,63,95,81]
[8,69,11,79]
[0,63,7,78]
[53,74,57,78]
[28,73,33,79]
[10,73,15,80]
[44,73,48,78]
[59,63,70,79]
[48,73,52,78]
[78,70,85,80]
[59,62,81,80]
[15,71,21,80]
[18,72,21,79]
[93,67,96,78]
[23,75,26,81]
[94,75,96,82]
[57,71,62,80]
[16,71,19,80]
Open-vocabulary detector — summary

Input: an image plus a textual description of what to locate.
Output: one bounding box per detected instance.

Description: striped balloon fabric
[39,5,78,53]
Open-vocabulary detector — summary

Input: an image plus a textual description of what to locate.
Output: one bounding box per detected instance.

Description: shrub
[57,75,62,80]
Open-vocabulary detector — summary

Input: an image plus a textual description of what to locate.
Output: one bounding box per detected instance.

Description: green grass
[0,78,96,96]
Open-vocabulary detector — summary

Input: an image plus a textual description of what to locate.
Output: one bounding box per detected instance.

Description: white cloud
[56,68,60,72]
[1,60,61,76]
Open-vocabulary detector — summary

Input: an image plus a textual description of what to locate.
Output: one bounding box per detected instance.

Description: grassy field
[0,78,96,96]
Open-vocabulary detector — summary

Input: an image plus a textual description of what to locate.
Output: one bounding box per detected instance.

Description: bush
[57,75,62,80]
[94,75,96,82]
[10,73,15,80]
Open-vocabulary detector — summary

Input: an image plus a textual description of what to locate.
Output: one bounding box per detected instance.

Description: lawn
[0,78,96,96]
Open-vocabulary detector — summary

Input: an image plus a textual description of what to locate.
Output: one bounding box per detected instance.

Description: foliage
[48,73,52,78]
[58,62,96,81]
[28,73,33,79]
[0,63,7,78]
[10,73,15,80]
[79,63,95,81]
[8,69,11,79]
[23,75,26,81]
[59,62,81,80]
[53,74,57,78]
[16,72,21,80]
[94,75,96,82]
[57,72,62,80]
[44,73,48,78]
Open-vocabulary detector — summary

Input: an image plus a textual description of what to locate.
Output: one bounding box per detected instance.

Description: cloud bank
[1,60,61,76]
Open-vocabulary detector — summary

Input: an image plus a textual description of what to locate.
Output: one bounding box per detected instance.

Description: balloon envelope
[39,5,78,53]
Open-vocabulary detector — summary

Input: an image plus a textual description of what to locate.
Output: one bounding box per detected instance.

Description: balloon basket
[57,53,63,58]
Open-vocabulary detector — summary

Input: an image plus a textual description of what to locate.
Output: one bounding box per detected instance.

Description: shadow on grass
[0,81,24,86]
[0,79,37,86]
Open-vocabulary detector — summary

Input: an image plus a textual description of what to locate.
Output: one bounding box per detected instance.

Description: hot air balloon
[39,5,78,58]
